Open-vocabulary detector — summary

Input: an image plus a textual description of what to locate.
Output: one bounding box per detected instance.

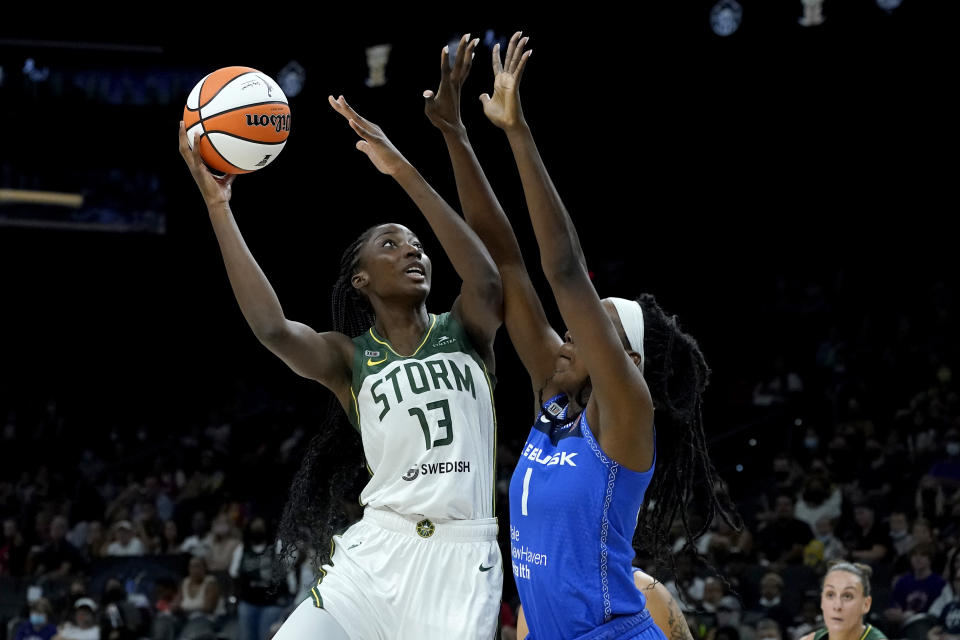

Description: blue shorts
[528,608,667,640]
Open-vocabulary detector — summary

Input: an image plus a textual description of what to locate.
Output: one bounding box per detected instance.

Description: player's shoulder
[865,625,888,640]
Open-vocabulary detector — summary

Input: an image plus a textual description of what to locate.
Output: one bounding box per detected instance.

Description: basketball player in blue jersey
[423,31,740,639]
[179,89,504,638]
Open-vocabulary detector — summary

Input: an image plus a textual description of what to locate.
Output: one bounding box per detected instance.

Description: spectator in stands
[748,573,793,630]
[79,521,106,563]
[105,521,145,557]
[205,514,239,573]
[160,520,181,555]
[885,543,946,629]
[789,600,823,640]
[99,578,149,640]
[846,499,890,566]
[1,516,28,576]
[178,512,211,558]
[54,598,100,640]
[664,553,706,612]
[29,515,83,578]
[795,473,842,535]
[716,595,756,640]
[12,597,57,640]
[175,556,221,640]
[769,455,805,504]
[927,429,960,499]
[132,500,163,554]
[756,618,784,640]
[928,560,960,640]
[229,518,290,640]
[141,475,174,523]
[757,494,814,567]
[889,510,915,558]
[812,517,846,566]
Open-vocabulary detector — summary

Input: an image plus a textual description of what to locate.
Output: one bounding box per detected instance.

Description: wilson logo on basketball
[245,114,291,133]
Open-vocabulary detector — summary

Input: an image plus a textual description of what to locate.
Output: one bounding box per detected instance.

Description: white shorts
[301,508,502,639]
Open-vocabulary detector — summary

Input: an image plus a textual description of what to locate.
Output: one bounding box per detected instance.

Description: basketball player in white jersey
[178,65,503,637]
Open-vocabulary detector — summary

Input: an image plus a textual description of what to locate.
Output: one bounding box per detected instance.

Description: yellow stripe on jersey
[368,314,437,358]
[350,387,361,426]
[480,358,498,513]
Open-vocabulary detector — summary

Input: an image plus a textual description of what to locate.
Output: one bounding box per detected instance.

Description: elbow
[253,321,290,348]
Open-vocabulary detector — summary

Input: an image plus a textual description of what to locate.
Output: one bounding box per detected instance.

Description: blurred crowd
[1,272,958,640]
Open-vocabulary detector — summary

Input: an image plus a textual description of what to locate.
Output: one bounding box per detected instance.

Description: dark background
[0,3,956,518]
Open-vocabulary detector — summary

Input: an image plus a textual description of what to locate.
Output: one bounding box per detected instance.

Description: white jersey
[347,312,496,520]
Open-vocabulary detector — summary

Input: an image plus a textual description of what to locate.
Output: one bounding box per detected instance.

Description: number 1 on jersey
[521,467,533,516]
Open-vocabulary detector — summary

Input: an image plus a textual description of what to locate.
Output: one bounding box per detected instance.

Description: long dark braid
[275,225,381,573]
[631,293,742,582]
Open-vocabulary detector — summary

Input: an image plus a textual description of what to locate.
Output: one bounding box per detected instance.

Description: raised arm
[424,32,561,401]
[482,41,654,471]
[328,95,502,367]
[178,123,353,406]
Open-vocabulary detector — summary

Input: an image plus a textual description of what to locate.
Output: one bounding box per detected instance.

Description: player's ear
[352,271,369,291]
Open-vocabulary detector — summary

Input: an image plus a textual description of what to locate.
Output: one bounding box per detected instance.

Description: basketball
[182,66,291,174]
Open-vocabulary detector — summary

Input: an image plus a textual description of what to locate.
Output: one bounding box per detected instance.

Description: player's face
[821,571,870,634]
[356,224,431,300]
[552,301,631,395]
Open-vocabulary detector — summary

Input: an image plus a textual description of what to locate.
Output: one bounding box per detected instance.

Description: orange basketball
[183,66,291,174]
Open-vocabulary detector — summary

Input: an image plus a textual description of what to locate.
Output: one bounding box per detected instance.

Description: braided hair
[630,294,742,580]
[275,225,381,572]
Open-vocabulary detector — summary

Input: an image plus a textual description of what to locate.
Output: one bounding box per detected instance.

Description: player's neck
[832,622,867,640]
[372,305,430,355]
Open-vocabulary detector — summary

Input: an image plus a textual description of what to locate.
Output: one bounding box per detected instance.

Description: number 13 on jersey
[408,399,453,450]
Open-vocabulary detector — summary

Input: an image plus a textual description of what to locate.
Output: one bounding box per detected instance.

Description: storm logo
[401,466,420,481]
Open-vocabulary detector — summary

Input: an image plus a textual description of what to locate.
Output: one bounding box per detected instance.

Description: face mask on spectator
[804,437,819,450]
[890,529,908,540]
[947,442,960,456]
[29,613,47,626]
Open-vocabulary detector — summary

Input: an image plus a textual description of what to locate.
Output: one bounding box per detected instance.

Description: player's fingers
[178,121,190,157]
[515,50,533,83]
[440,45,450,78]
[510,37,529,72]
[492,43,503,76]
[463,38,479,76]
[453,33,470,71]
[349,118,374,140]
[339,95,376,128]
[504,31,521,72]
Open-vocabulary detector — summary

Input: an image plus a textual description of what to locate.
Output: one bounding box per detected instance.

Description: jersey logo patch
[366,350,388,367]
[433,335,456,347]
[479,563,495,572]
[416,519,435,538]
[401,466,420,481]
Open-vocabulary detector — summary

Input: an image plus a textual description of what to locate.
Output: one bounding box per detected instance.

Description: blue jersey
[509,394,656,639]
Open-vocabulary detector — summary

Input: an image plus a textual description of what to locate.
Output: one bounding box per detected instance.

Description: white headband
[609,297,645,368]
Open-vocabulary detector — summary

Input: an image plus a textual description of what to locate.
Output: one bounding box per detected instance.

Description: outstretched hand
[423,33,479,133]
[329,95,410,176]
[178,122,236,207]
[480,31,532,131]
